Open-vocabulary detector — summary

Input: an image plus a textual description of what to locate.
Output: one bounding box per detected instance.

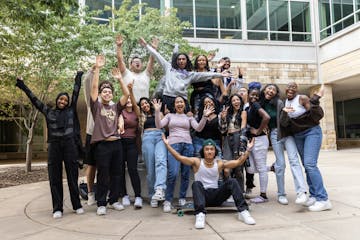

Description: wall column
[311,84,337,150]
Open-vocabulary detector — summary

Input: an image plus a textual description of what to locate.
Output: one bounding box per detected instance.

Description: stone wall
[235,62,318,85]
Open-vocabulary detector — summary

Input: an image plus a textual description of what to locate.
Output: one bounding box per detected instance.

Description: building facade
[1,0,359,155]
[83,0,360,149]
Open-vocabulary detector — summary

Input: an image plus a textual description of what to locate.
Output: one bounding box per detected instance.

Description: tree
[0,0,78,28]
[0,0,214,172]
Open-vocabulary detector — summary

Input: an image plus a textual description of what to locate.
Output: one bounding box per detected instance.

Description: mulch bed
[0,165,49,188]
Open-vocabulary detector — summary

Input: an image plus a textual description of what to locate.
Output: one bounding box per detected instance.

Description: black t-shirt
[196,116,222,141]
[246,102,263,130]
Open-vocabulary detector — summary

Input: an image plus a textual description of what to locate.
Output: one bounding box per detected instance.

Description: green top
[264,100,277,129]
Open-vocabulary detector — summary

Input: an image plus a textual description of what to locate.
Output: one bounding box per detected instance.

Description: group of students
[15,35,332,229]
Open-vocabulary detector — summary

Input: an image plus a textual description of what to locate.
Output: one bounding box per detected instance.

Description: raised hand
[127,80,135,92]
[203,105,215,117]
[139,37,147,47]
[151,37,159,50]
[237,66,244,77]
[151,98,162,111]
[220,106,229,120]
[164,104,170,115]
[95,55,105,69]
[111,68,122,80]
[217,59,225,69]
[188,51,193,60]
[315,84,325,97]
[221,70,231,78]
[115,35,123,47]
[207,51,216,62]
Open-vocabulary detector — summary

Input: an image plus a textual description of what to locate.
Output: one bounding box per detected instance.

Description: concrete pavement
[1,149,360,240]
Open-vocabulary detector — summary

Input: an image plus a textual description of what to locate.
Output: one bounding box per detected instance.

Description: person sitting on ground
[162,135,256,229]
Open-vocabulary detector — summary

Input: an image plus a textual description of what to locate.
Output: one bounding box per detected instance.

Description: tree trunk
[25,125,34,173]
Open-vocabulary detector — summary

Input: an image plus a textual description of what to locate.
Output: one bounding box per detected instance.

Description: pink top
[155,110,207,144]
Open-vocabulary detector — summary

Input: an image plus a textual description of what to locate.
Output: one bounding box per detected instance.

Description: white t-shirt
[122,68,150,102]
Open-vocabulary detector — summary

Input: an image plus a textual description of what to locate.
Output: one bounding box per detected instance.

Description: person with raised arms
[162,135,256,229]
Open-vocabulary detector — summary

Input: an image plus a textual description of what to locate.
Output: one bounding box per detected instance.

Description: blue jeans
[294,125,328,201]
[165,142,194,202]
[270,129,307,196]
[193,136,222,158]
[142,130,167,199]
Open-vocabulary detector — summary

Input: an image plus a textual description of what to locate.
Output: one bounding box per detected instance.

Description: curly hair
[171,53,193,71]
[138,97,154,115]
[259,83,280,107]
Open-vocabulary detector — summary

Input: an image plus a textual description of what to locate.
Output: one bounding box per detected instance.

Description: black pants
[94,140,123,206]
[226,133,255,191]
[120,138,141,197]
[192,179,248,215]
[48,139,81,213]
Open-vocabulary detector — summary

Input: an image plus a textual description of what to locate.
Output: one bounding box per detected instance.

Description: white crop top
[285,95,307,119]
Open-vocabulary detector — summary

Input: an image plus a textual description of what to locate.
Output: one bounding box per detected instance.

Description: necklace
[204,159,214,167]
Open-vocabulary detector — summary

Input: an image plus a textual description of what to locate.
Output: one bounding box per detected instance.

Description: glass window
[195,0,218,29]
[248,31,268,40]
[221,30,242,39]
[182,28,194,38]
[319,0,331,31]
[334,16,354,33]
[291,1,310,33]
[247,0,267,31]
[270,32,289,40]
[87,0,113,19]
[220,0,241,29]
[332,0,354,23]
[142,0,160,9]
[336,98,360,139]
[336,101,345,138]
[343,98,360,138]
[269,0,289,32]
[292,33,311,41]
[196,29,218,38]
[173,0,194,26]
[114,0,137,10]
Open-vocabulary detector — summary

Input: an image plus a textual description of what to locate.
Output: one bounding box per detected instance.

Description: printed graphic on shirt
[101,107,116,122]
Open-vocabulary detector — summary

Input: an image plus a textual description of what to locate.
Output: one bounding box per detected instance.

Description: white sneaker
[295,192,308,205]
[97,206,107,215]
[87,192,96,206]
[122,195,131,206]
[163,201,172,213]
[150,199,158,208]
[278,196,289,205]
[110,202,125,211]
[134,197,143,208]
[195,212,206,229]
[238,210,256,225]
[75,207,84,215]
[303,197,316,207]
[309,200,332,212]
[152,188,165,201]
[178,198,186,206]
[53,211,62,219]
